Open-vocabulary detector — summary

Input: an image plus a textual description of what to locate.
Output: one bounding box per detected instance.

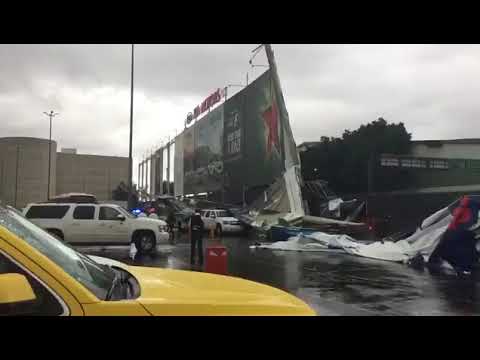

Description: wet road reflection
[77,234,480,316]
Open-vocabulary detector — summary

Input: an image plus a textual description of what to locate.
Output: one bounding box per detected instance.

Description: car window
[0,207,115,300]
[99,207,121,221]
[203,211,209,218]
[116,207,135,219]
[73,206,95,220]
[217,210,229,218]
[25,205,70,219]
[0,252,64,316]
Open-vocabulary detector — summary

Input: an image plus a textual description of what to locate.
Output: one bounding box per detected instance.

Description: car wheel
[134,231,156,254]
[215,224,223,237]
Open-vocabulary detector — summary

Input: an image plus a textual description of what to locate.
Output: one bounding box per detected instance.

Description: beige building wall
[0,137,56,209]
[56,153,128,201]
[412,142,480,160]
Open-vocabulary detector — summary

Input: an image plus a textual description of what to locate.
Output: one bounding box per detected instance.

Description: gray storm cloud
[1,44,480,174]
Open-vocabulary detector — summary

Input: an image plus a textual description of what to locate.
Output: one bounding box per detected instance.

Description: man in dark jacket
[189,209,205,266]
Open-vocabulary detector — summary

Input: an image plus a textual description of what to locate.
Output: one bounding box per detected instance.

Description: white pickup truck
[22,202,169,253]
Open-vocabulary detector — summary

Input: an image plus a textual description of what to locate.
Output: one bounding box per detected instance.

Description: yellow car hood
[126,266,315,316]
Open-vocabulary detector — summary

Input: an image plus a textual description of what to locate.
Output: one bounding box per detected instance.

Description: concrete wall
[412,142,480,159]
[0,137,56,209]
[56,153,128,201]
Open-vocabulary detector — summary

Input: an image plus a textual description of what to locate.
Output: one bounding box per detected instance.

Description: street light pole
[128,44,135,209]
[43,110,58,200]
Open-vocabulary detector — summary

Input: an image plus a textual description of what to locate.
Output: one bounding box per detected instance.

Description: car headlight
[159,225,167,232]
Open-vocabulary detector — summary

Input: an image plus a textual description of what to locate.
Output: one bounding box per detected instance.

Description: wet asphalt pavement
[77,232,480,316]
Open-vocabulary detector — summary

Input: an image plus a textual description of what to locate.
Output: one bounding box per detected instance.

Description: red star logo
[262,100,280,155]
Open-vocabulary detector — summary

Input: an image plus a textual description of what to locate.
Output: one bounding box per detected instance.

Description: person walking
[189,209,205,267]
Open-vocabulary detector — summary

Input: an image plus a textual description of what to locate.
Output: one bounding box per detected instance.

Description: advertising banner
[223,89,246,203]
[244,69,284,188]
[194,105,224,193]
[222,69,284,203]
[177,66,294,205]
[183,125,195,194]
[174,133,184,196]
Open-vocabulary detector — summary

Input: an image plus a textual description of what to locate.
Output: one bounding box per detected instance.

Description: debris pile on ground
[250,232,356,252]
[234,165,369,240]
[251,195,480,274]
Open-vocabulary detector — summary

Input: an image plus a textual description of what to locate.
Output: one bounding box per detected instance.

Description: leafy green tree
[300,118,412,194]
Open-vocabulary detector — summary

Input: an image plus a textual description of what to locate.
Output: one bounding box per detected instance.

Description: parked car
[22,202,169,253]
[200,209,244,235]
[0,204,315,316]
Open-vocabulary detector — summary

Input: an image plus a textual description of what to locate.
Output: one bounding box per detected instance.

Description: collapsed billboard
[223,69,285,203]
[178,65,297,204]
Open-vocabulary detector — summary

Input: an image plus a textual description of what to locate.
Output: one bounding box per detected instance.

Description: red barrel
[205,245,228,275]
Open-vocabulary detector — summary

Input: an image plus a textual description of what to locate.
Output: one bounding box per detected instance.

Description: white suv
[22,202,169,253]
[200,209,244,235]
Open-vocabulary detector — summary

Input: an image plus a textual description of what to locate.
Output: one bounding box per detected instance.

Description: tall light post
[128,44,135,209]
[43,110,59,200]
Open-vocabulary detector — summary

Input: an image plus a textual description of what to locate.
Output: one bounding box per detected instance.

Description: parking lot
[77,232,480,316]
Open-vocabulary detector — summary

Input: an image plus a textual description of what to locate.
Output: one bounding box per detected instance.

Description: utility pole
[43,110,59,200]
[128,44,135,209]
[167,137,171,195]
[14,145,19,208]
[137,161,140,197]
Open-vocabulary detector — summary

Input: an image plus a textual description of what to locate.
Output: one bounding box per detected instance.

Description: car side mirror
[0,273,36,315]
[117,214,126,221]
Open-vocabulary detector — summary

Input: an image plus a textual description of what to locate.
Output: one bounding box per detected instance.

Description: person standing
[189,209,205,266]
[167,210,176,243]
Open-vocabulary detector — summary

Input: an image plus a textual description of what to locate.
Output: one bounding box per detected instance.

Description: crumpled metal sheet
[237,165,305,229]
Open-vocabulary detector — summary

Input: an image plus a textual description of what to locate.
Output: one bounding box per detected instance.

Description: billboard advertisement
[183,105,224,195]
[174,133,184,196]
[177,67,295,204]
[194,105,224,193]
[223,89,246,203]
[244,69,284,188]
[183,125,195,194]
[222,69,284,203]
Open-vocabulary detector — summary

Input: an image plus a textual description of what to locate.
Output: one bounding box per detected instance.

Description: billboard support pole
[128,44,135,209]
[264,44,300,168]
[167,138,171,195]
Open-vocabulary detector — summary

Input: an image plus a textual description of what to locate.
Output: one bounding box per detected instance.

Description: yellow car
[0,205,315,316]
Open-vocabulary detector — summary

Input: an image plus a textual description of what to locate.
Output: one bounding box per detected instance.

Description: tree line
[300,118,412,195]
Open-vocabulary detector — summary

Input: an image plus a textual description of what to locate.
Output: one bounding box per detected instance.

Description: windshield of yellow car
[0,206,115,300]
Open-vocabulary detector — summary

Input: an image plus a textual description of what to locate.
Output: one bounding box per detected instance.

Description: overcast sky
[1,44,480,182]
